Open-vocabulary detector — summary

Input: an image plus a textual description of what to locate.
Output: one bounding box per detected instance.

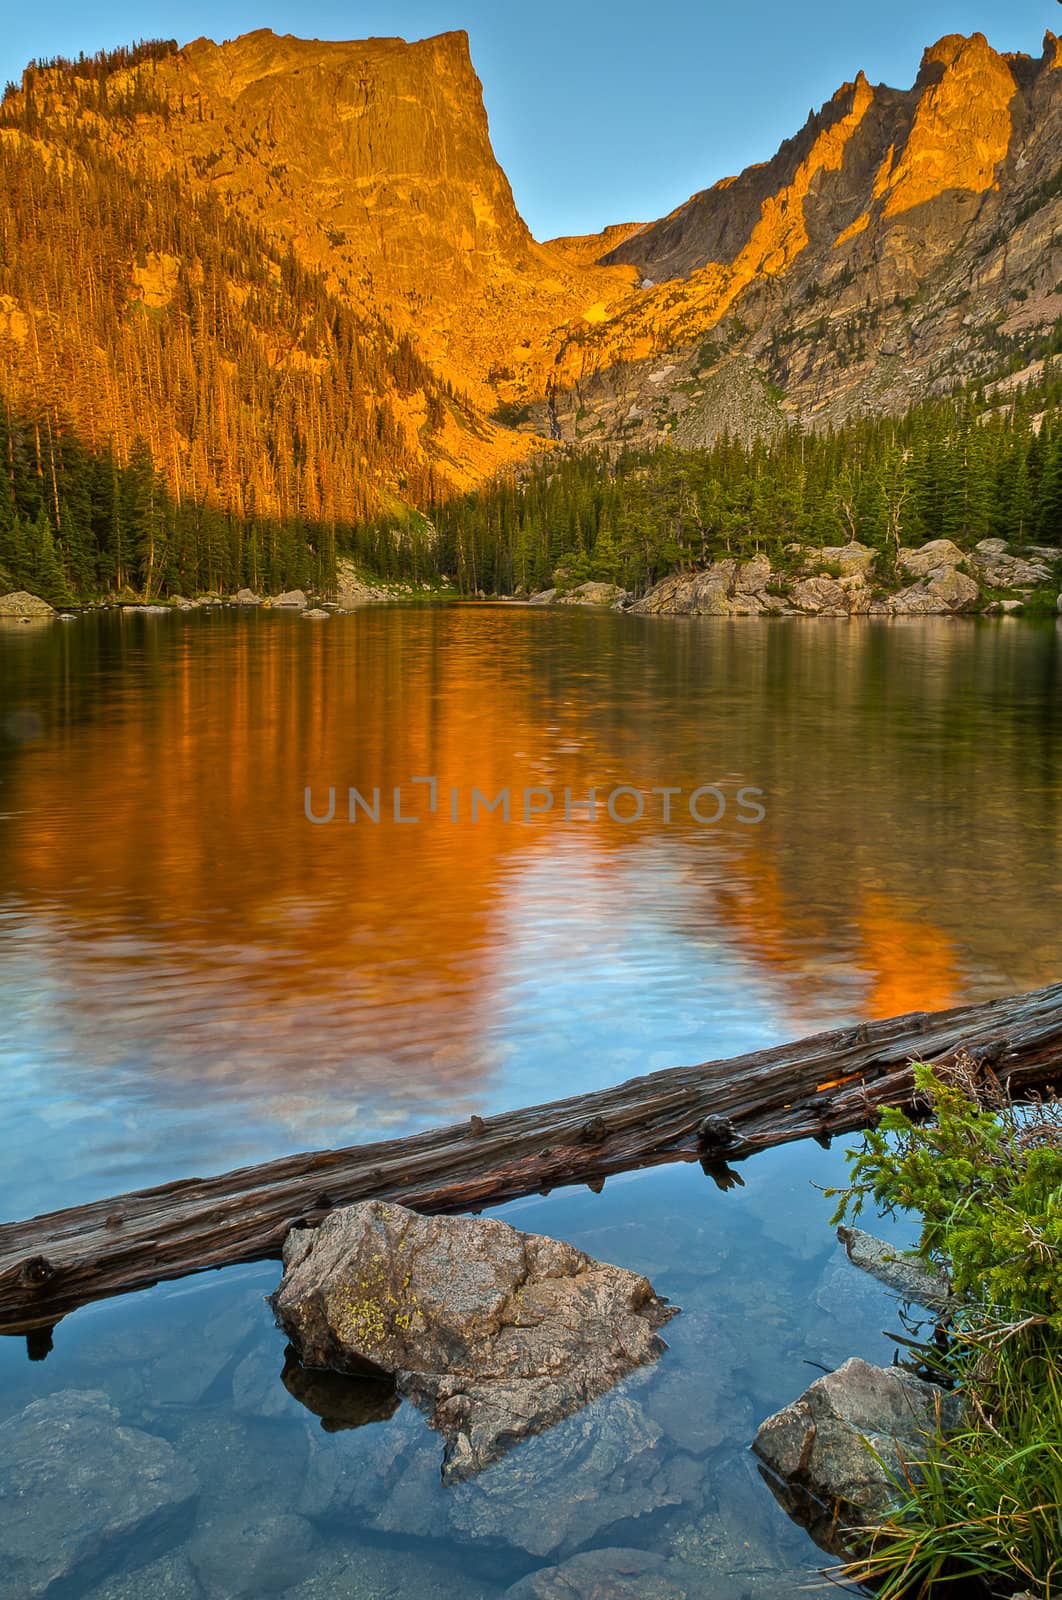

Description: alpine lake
[1,603,1060,1600]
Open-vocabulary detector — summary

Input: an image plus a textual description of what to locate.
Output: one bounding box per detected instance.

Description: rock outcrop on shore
[0,590,56,616]
[608,536,1058,617]
[271,1199,677,1484]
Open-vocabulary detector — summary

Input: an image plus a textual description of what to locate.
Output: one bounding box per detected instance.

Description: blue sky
[3,1,1056,238]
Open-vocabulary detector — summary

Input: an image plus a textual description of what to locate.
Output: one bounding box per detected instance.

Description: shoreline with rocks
[519,536,1062,619]
[3,537,1060,624]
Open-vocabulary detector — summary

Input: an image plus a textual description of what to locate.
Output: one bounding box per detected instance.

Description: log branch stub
[17,1256,57,1289]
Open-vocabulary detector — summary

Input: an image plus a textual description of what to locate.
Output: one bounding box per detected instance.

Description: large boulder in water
[271,1198,677,1482]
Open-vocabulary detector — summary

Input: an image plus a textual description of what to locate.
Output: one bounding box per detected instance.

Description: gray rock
[186,1513,317,1598]
[272,1200,676,1483]
[969,546,1053,588]
[753,1357,963,1542]
[0,1390,198,1600]
[0,589,55,616]
[300,608,330,619]
[58,612,77,621]
[503,1547,701,1599]
[897,539,966,577]
[630,561,769,616]
[272,590,308,608]
[837,1228,952,1312]
[233,588,262,606]
[810,542,876,578]
[889,568,979,613]
[789,576,848,615]
[557,582,629,607]
[528,587,558,605]
[334,559,397,605]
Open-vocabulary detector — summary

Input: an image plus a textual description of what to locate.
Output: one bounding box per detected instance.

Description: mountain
[1,25,1062,556]
[534,31,1062,448]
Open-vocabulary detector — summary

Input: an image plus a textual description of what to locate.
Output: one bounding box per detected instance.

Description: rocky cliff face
[5,30,633,411]
[538,31,1062,447]
[3,26,1062,505]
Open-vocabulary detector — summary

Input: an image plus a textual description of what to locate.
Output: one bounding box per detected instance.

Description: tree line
[431,373,1062,595]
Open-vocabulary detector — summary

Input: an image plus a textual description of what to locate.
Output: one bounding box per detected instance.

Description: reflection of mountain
[1,612,1060,1126]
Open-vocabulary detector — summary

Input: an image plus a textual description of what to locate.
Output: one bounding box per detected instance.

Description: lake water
[1,606,1060,1598]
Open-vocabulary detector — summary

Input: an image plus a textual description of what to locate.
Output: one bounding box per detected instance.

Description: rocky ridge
[538,32,1062,449]
[4,25,1062,504]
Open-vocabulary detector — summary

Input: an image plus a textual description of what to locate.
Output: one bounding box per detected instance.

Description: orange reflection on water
[2,607,1059,1138]
[857,892,959,1020]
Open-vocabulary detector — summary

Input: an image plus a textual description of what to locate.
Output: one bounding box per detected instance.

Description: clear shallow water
[1,607,1060,1598]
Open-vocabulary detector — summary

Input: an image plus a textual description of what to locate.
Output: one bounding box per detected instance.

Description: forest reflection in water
[0,607,1059,1212]
[0,606,1059,1599]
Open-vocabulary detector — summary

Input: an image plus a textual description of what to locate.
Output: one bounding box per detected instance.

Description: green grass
[847,1351,1062,1597]
[829,1064,1062,1597]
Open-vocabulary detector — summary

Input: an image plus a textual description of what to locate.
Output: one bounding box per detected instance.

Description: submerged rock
[185,1511,317,1597]
[83,1552,203,1600]
[0,1390,198,1599]
[753,1357,963,1553]
[296,1378,695,1558]
[271,1198,676,1482]
[503,1546,703,1599]
[300,608,330,619]
[837,1226,952,1313]
[0,589,56,616]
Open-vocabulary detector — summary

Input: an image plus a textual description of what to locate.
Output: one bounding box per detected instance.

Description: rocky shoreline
[0,560,452,621]
[3,539,1060,623]
[524,537,1062,619]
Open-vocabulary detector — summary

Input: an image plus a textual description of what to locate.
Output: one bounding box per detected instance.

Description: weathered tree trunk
[2,981,1060,1336]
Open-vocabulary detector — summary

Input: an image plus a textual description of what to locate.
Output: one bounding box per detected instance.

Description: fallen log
[2,981,1061,1338]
